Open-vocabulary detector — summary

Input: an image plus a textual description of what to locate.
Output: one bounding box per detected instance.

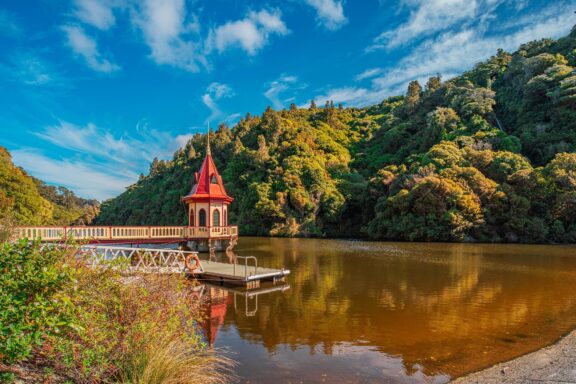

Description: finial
[206,122,211,155]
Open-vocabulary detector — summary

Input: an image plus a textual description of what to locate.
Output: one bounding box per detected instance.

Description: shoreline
[451,329,576,383]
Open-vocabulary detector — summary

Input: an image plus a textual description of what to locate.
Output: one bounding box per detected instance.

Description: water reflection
[196,238,576,383]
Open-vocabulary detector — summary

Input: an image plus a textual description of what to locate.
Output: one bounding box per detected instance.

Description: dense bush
[0,240,77,363]
[93,26,576,243]
[0,240,232,383]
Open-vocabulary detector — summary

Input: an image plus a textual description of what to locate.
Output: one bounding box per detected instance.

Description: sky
[0,0,574,200]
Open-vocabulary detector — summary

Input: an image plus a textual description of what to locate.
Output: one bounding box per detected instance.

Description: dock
[196,256,289,289]
[65,244,290,289]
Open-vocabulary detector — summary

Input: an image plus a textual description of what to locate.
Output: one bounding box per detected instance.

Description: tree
[405,80,422,109]
[426,74,442,93]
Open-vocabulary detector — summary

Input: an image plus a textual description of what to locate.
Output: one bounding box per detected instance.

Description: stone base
[184,237,237,253]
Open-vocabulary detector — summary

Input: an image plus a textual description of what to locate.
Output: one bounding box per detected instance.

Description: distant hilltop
[0,146,99,226]
[8,26,576,243]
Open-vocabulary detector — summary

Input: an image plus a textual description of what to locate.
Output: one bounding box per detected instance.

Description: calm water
[197,237,576,383]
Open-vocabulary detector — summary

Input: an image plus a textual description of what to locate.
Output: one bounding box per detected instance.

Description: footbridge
[57,244,290,289]
[13,225,238,244]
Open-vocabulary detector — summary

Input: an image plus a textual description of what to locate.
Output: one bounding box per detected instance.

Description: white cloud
[62,25,120,73]
[211,9,288,55]
[73,0,116,30]
[370,0,497,50]
[175,133,194,149]
[1,53,64,86]
[264,74,302,109]
[316,2,575,107]
[311,86,386,107]
[355,68,383,81]
[132,0,206,72]
[11,149,135,200]
[202,82,235,124]
[304,0,347,30]
[20,120,196,199]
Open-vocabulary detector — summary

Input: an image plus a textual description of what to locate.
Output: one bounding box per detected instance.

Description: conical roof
[182,147,233,203]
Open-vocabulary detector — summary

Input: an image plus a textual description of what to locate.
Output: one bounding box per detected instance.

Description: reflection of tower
[200,286,231,346]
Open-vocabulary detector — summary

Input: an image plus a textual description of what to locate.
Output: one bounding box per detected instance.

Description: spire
[206,123,211,156]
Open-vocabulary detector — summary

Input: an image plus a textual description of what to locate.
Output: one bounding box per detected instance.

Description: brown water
[198,237,576,383]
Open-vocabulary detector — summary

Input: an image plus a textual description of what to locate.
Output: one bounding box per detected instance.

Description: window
[224,210,227,226]
[211,174,218,184]
[213,209,220,227]
[189,209,195,227]
[199,209,206,227]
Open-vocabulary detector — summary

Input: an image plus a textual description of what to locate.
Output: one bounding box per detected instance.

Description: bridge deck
[68,245,289,289]
[13,225,238,243]
[197,260,289,288]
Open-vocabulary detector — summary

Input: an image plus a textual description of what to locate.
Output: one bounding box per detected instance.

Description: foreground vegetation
[0,240,232,383]
[95,26,576,243]
[0,147,99,227]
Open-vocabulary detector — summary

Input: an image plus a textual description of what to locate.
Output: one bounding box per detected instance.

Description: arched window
[213,209,220,227]
[211,173,218,184]
[189,209,195,227]
[224,210,227,226]
[199,209,206,227]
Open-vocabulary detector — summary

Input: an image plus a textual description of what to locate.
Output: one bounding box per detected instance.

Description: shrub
[0,241,234,383]
[0,240,77,363]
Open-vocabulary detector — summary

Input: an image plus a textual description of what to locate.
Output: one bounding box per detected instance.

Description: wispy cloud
[11,149,134,201]
[20,119,193,199]
[131,0,206,72]
[0,52,66,87]
[62,25,120,73]
[369,0,498,50]
[354,68,383,82]
[201,82,235,124]
[72,0,116,30]
[316,2,575,106]
[264,74,304,109]
[210,9,289,55]
[304,0,347,30]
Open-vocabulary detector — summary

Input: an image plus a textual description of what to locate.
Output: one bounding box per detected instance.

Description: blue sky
[0,0,574,200]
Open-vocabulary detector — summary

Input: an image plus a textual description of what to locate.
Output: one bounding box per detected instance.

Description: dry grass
[120,338,235,384]
[33,254,236,384]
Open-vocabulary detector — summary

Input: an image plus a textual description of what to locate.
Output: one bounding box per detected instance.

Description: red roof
[182,153,233,203]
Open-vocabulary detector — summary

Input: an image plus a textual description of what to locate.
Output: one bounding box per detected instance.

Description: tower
[181,131,234,232]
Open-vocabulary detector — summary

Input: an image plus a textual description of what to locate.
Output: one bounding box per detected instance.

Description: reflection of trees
[226,238,576,377]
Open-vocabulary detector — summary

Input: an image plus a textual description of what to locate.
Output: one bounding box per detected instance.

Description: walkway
[13,225,238,243]
[452,330,576,383]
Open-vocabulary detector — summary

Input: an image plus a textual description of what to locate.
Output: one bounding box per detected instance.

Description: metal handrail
[233,256,258,278]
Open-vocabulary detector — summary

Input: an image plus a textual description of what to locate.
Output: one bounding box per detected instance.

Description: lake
[197,237,576,383]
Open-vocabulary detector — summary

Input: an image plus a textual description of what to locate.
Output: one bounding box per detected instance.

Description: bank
[452,329,576,383]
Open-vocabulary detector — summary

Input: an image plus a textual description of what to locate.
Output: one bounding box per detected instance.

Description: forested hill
[0,146,99,226]
[96,26,576,243]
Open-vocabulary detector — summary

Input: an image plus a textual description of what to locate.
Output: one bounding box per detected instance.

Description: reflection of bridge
[14,225,238,244]
[196,282,291,345]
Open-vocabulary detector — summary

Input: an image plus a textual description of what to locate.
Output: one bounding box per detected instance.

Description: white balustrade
[12,225,239,242]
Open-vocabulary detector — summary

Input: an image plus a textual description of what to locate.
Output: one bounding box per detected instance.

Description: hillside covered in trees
[0,146,99,226]
[96,26,576,243]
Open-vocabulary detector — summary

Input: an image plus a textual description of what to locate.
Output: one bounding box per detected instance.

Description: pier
[71,244,290,289]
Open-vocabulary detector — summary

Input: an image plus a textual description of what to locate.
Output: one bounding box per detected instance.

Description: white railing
[12,226,239,242]
[44,244,204,273]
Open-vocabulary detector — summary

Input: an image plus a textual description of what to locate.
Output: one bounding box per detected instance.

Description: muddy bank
[452,329,576,383]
